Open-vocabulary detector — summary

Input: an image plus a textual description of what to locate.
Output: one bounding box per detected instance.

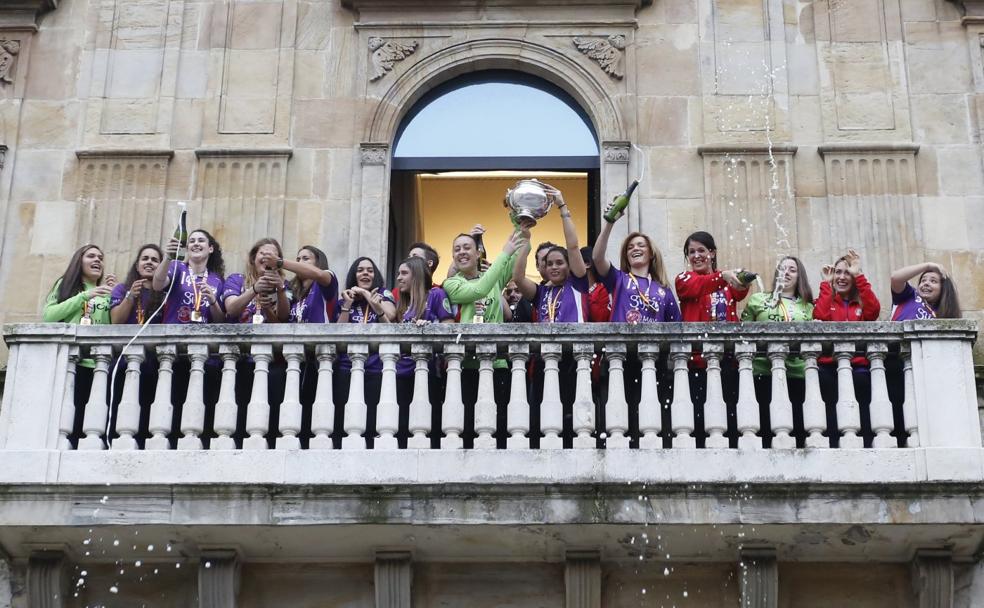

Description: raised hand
[821,264,835,283]
[844,248,862,277]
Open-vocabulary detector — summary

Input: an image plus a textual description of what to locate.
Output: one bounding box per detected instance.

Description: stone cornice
[818,143,920,157]
[194,148,293,159]
[697,144,798,156]
[0,0,58,31]
[343,0,651,9]
[75,148,175,159]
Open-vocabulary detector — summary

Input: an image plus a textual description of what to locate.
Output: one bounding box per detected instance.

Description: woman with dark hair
[890,262,961,320]
[284,245,337,323]
[741,256,815,446]
[43,244,116,325]
[813,249,881,447]
[223,238,290,324]
[152,229,226,323]
[675,231,750,322]
[110,244,164,325]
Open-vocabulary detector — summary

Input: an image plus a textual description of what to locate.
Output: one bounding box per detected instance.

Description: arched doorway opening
[387,70,601,280]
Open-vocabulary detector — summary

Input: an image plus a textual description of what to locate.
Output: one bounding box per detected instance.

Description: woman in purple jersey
[223,238,290,324]
[153,229,226,324]
[284,245,337,324]
[890,262,961,321]
[394,256,455,447]
[110,244,164,325]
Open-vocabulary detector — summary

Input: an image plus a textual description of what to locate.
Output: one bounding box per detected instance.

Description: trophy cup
[503,179,558,226]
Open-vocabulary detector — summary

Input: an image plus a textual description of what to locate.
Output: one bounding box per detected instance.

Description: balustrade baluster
[867,343,895,448]
[703,343,728,449]
[539,343,564,450]
[604,344,629,449]
[473,343,499,449]
[670,343,696,448]
[506,343,530,450]
[309,344,336,450]
[244,344,274,450]
[800,343,827,448]
[901,344,919,447]
[112,345,145,450]
[277,344,305,450]
[441,344,465,450]
[212,345,240,450]
[343,344,369,450]
[572,343,596,449]
[637,344,663,449]
[78,345,113,450]
[177,344,209,450]
[146,345,176,450]
[735,342,762,450]
[767,343,795,449]
[834,342,863,448]
[56,347,80,450]
[407,344,433,449]
[375,344,401,449]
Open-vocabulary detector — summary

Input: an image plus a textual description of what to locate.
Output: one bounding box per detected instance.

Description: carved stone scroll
[0,39,20,85]
[369,37,418,82]
[572,35,625,79]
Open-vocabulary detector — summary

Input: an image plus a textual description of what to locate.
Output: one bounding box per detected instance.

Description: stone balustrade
[1,321,978,455]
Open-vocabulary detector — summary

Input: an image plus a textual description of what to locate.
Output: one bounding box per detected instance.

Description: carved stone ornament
[369,37,418,82]
[572,35,625,80]
[0,39,21,85]
[360,143,389,166]
[603,142,631,163]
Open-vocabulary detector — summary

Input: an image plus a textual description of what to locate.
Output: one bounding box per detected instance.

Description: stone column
[601,141,632,260]
[0,547,13,608]
[27,550,69,608]
[374,550,412,608]
[911,550,953,608]
[355,143,391,272]
[565,550,601,608]
[198,549,240,608]
[739,548,778,608]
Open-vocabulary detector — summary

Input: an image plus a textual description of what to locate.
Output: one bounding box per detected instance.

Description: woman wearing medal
[152,229,226,324]
[741,256,814,446]
[592,201,680,447]
[110,244,164,325]
[222,238,290,324]
[43,244,117,446]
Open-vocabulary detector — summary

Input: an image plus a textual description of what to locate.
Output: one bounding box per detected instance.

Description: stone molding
[343,0,650,9]
[76,149,175,159]
[601,141,630,163]
[740,548,778,608]
[818,143,920,157]
[369,37,419,82]
[911,550,954,608]
[27,549,68,608]
[199,549,240,608]
[564,550,601,608]
[194,148,293,160]
[375,550,412,608]
[698,144,798,156]
[360,142,389,166]
[572,35,625,79]
[0,0,57,30]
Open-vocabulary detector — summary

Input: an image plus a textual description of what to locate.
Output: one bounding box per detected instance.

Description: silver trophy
[503,179,558,225]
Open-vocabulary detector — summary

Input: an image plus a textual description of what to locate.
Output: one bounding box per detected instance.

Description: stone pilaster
[374,550,412,608]
[912,550,954,608]
[354,143,391,271]
[740,548,778,608]
[198,549,240,608]
[27,550,69,608]
[565,550,601,608]
[0,547,12,608]
[600,140,632,259]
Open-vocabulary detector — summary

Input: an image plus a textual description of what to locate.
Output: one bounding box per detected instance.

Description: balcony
[0,321,982,572]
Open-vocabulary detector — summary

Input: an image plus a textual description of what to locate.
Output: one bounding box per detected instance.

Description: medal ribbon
[627,274,658,313]
[136,294,145,325]
[546,285,564,323]
[777,297,791,322]
[361,303,371,324]
[192,271,206,314]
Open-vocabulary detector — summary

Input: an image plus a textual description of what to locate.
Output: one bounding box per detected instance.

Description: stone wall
[0,0,982,364]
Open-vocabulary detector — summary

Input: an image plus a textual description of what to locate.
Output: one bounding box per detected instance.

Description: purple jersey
[221,273,290,324]
[289,275,339,323]
[601,266,681,323]
[336,289,396,374]
[533,275,589,323]
[891,283,937,321]
[162,261,224,324]
[396,287,455,376]
[109,282,160,325]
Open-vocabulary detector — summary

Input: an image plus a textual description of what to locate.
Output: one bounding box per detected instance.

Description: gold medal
[252,313,265,324]
[190,310,203,322]
[79,316,93,326]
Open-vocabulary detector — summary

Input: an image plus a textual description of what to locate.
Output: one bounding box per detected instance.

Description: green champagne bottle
[735,269,758,285]
[173,206,188,260]
[603,180,640,223]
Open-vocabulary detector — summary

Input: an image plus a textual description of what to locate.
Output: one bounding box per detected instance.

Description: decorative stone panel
[819,143,921,306]
[698,145,798,281]
[193,148,292,270]
[374,550,411,608]
[75,150,172,277]
[27,550,69,608]
[565,550,601,608]
[911,550,953,608]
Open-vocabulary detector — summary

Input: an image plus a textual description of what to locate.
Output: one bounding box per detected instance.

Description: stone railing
[0,321,979,455]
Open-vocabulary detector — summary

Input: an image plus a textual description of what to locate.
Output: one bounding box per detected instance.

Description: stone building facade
[1,0,984,607]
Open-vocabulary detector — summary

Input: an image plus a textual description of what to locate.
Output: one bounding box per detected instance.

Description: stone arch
[366,37,626,146]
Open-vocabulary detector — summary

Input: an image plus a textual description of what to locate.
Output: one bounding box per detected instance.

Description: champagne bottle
[735,269,758,285]
[603,179,640,223]
[172,205,188,260]
[474,232,488,265]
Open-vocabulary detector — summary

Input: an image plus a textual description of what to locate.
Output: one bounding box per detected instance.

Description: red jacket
[587,283,611,322]
[813,274,881,366]
[675,270,748,322]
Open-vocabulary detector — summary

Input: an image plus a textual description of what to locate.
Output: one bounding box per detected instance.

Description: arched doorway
[386,70,601,279]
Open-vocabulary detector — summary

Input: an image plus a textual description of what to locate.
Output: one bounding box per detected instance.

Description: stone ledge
[698,144,798,156]
[818,143,920,157]
[75,149,175,159]
[194,148,293,159]
[0,0,57,31]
